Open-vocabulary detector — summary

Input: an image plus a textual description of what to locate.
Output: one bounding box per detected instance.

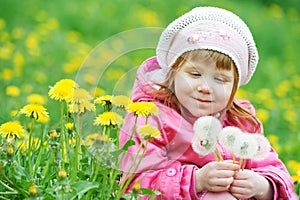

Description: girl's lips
[194,97,213,103]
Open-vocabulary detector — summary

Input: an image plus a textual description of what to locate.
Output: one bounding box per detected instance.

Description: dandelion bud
[132,180,141,192]
[7,136,15,144]
[49,130,58,139]
[29,183,37,196]
[7,143,14,156]
[58,169,67,179]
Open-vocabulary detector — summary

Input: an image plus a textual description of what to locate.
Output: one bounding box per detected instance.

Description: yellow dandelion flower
[20,104,49,121]
[284,110,296,123]
[48,79,78,102]
[12,27,24,39]
[94,95,112,106]
[256,109,269,123]
[112,95,132,108]
[84,133,98,146]
[36,114,49,123]
[84,74,97,85]
[138,8,159,26]
[10,110,18,117]
[132,180,141,192]
[65,123,74,131]
[6,86,20,97]
[17,137,41,154]
[288,160,300,172]
[235,88,247,99]
[17,141,27,155]
[275,80,291,97]
[69,88,96,114]
[30,137,41,150]
[29,183,37,196]
[137,124,161,139]
[127,102,159,117]
[72,88,92,103]
[0,121,26,139]
[0,18,5,29]
[13,52,24,70]
[58,169,67,179]
[93,87,105,97]
[2,68,13,80]
[94,112,124,127]
[69,101,95,114]
[27,93,47,104]
[267,134,281,153]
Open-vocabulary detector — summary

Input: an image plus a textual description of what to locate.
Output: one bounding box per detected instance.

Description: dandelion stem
[212,151,220,161]
[28,118,35,177]
[215,147,223,161]
[241,159,247,170]
[0,180,15,191]
[0,162,29,196]
[100,126,111,197]
[33,141,46,177]
[238,158,243,168]
[60,102,66,165]
[118,139,149,198]
[116,116,138,170]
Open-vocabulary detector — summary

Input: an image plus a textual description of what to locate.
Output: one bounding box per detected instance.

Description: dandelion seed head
[193,116,222,139]
[232,134,258,159]
[219,126,242,151]
[252,134,271,161]
[192,134,217,156]
[27,93,47,105]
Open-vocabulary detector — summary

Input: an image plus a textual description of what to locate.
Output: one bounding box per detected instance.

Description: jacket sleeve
[237,99,298,199]
[250,149,298,200]
[119,112,200,199]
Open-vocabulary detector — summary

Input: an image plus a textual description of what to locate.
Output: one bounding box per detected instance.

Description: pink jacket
[119,57,298,199]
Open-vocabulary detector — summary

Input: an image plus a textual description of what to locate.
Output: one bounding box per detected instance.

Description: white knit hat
[155,6,259,86]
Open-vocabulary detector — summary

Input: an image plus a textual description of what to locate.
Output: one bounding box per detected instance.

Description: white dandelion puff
[219,126,243,151]
[252,134,271,161]
[232,134,258,159]
[193,116,222,139]
[192,116,221,157]
[192,134,217,156]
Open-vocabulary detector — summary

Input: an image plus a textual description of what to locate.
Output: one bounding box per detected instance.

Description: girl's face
[173,54,235,124]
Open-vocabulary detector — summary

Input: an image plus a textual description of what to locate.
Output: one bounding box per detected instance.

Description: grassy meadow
[0,0,299,198]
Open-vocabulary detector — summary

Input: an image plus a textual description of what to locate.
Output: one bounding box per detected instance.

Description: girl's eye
[189,72,201,77]
[215,77,226,82]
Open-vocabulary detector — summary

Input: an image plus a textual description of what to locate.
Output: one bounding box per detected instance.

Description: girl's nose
[197,80,212,94]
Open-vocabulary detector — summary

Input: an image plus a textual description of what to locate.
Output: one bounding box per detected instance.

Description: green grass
[0,0,299,198]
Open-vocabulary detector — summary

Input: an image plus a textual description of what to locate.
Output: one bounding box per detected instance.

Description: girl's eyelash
[190,71,201,76]
[215,77,225,82]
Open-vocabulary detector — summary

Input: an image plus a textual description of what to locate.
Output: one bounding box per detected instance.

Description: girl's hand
[229,169,273,200]
[195,161,240,193]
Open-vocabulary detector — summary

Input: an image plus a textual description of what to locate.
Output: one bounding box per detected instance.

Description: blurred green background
[0,0,299,172]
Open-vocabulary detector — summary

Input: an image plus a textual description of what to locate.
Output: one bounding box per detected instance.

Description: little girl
[119,6,298,199]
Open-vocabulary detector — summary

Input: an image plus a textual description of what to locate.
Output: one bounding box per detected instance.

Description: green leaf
[140,188,161,195]
[70,181,99,199]
[121,139,135,151]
